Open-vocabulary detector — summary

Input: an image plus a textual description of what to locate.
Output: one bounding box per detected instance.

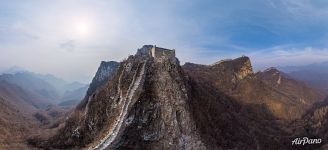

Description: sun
[75,22,90,36]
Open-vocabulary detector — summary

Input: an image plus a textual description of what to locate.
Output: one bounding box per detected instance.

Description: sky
[1,0,328,83]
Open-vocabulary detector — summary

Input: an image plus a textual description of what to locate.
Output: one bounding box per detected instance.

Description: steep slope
[86,61,119,97]
[296,97,328,135]
[0,82,40,149]
[286,97,328,149]
[0,80,47,110]
[187,72,291,149]
[256,68,325,107]
[76,61,119,111]
[0,80,72,148]
[183,57,293,149]
[0,98,34,149]
[183,57,325,121]
[183,56,253,94]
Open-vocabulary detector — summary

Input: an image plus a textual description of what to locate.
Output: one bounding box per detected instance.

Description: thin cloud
[249,46,328,70]
[60,40,75,51]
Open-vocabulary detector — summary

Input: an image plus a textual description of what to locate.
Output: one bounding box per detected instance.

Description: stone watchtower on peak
[150,45,175,58]
[137,45,175,59]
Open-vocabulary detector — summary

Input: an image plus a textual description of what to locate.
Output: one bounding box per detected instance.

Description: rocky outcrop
[76,61,119,111]
[183,56,253,95]
[229,56,253,80]
[211,56,253,80]
[86,61,119,97]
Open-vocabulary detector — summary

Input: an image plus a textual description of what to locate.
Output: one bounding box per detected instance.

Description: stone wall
[151,46,175,59]
[136,45,153,57]
[136,45,175,60]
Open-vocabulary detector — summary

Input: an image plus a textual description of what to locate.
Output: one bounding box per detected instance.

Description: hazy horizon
[1,0,328,83]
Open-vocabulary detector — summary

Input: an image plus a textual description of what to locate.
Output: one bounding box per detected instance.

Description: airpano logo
[292,137,322,145]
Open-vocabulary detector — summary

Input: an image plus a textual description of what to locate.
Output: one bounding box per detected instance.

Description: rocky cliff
[86,61,120,97]
[76,61,119,111]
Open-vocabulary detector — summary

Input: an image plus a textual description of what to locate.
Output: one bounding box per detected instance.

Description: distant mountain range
[0,71,88,106]
[279,62,328,92]
[0,69,89,147]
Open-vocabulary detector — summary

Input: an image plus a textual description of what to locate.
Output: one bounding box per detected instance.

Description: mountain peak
[232,56,253,79]
[212,56,253,79]
[259,67,290,81]
[86,61,119,96]
[100,60,117,65]
[263,67,280,73]
[0,66,27,74]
